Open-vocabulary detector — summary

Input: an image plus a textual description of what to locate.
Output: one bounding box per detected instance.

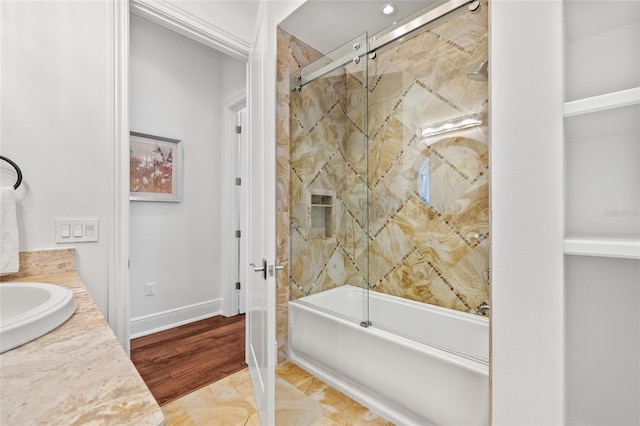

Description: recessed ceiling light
[381,4,397,16]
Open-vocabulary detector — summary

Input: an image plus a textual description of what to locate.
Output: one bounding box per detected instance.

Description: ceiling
[279,0,435,54]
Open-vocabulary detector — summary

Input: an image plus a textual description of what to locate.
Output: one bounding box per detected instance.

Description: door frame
[111,0,250,352]
[222,93,248,316]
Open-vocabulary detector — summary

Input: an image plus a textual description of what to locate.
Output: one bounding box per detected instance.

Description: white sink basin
[0,282,77,353]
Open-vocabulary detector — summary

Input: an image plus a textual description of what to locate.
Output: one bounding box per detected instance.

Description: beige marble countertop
[0,271,165,425]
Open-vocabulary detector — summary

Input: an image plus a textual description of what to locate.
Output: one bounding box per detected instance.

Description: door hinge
[235,230,241,238]
[235,125,242,134]
[235,177,241,186]
[235,282,241,290]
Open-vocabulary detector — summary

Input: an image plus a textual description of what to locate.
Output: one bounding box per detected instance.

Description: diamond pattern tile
[284,3,490,318]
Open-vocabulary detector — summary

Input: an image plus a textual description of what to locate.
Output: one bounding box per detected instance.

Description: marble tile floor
[162,361,394,425]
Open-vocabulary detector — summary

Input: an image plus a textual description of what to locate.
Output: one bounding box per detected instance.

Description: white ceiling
[163,0,434,57]
[279,0,435,54]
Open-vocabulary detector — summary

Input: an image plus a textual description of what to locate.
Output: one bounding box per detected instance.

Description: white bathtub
[288,285,489,425]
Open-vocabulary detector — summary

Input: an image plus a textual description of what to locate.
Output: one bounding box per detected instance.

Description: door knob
[250,259,267,280]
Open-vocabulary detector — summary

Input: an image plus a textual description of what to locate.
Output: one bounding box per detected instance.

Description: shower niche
[309,189,335,240]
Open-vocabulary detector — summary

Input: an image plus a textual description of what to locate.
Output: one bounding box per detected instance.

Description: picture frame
[129,132,182,202]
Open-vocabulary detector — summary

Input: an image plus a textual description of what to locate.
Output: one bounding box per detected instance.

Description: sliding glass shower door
[289,32,370,325]
[287,0,490,342]
[365,3,490,341]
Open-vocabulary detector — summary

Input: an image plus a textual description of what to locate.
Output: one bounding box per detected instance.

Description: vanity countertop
[0,271,164,425]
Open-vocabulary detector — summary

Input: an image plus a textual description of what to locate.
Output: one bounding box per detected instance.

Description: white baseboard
[130,298,223,338]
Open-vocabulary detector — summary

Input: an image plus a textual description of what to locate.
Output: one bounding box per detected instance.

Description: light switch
[55,219,99,243]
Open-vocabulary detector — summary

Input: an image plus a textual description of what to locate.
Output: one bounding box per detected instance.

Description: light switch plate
[55,219,99,243]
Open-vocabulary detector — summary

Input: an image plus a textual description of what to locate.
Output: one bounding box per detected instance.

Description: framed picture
[130,132,182,202]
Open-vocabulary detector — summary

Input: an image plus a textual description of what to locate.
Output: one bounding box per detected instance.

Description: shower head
[467,59,488,82]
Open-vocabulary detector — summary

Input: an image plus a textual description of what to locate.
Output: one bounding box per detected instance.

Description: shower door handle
[250,259,267,280]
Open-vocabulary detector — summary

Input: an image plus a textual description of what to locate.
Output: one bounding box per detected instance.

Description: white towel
[1,186,19,275]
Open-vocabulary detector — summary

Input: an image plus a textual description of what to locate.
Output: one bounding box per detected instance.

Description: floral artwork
[130,132,182,202]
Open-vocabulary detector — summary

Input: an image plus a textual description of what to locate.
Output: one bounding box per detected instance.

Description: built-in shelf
[310,191,334,239]
[311,194,332,205]
[564,234,640,259]
[564,2,640,423]
[563,87,640,117]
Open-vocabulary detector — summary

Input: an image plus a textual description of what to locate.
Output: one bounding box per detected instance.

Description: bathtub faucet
[476,302,490,316]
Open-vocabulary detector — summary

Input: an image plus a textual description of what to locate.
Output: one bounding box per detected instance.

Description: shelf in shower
[563,87,640,117]
[564,234,640,259]
[310,191,334,239]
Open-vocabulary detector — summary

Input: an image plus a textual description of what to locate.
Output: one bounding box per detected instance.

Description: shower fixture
[468,0,481,12]
[476,302,490,316]
[467,59,488,82]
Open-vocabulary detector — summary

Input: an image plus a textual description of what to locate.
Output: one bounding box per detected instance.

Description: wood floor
[130,314,247,406]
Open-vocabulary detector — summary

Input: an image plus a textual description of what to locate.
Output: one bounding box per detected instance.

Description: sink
[0,282,77,353]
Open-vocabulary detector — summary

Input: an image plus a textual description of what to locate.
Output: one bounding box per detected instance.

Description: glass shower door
[289,32,370,325]
[366,2,490,343]
[287,0,490,341]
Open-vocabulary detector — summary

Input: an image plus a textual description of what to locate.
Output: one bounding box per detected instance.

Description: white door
[246,8,276,425]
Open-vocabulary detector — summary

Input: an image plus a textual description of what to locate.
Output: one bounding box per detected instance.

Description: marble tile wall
[365,4,490,313]
[276,29,327,362]
[277,4,490,358]
[289,56,369,300]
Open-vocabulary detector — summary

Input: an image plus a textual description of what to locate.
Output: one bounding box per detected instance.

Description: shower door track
[294,0,480,90]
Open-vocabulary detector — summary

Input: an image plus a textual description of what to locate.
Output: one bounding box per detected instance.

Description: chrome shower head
[467,59,488,82]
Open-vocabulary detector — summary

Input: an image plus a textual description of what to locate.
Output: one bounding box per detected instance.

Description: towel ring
[0,155,22,190]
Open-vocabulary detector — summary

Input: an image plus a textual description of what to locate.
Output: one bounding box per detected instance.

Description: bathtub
[288,285,489,425]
